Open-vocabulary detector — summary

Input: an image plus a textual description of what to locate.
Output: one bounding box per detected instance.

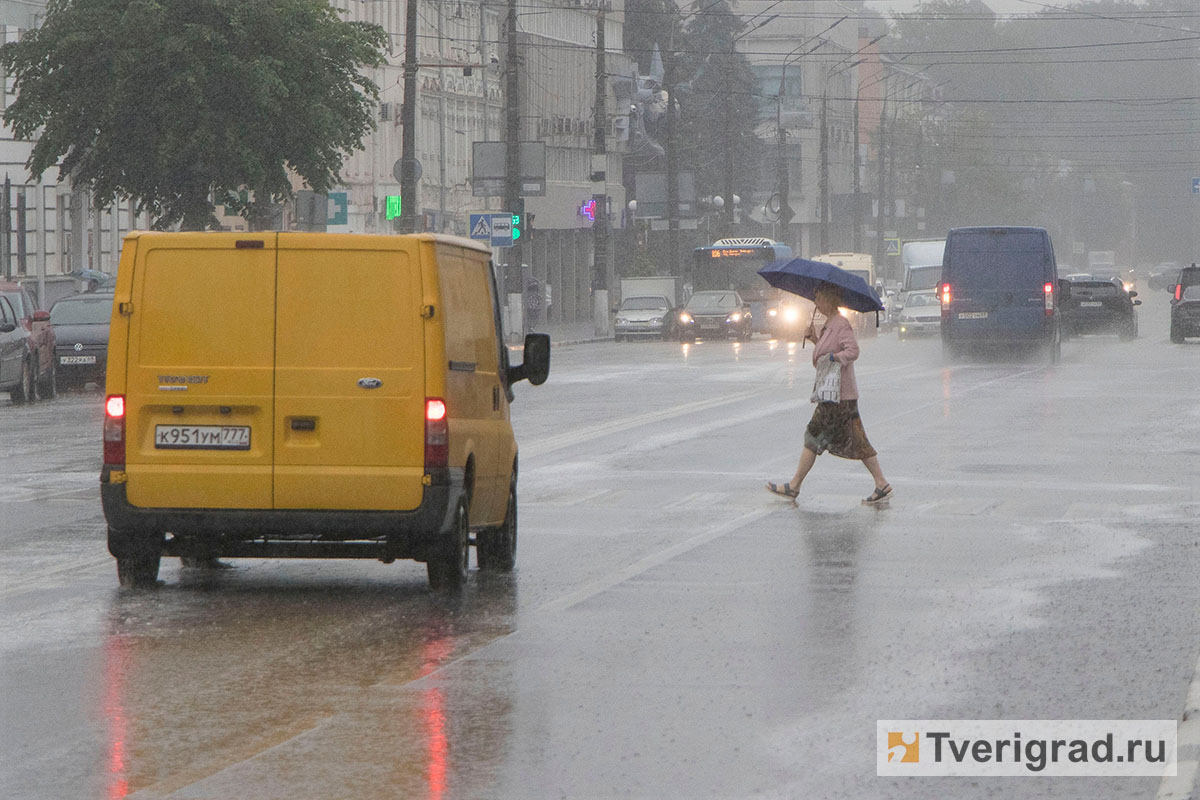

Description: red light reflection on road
[103,635,131,799]
[419,637,454,800]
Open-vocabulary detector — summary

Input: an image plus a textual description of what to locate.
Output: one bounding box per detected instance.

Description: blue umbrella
[757,257,885,313]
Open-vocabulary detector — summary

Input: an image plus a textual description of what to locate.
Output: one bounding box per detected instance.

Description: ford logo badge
[357,378,383,390]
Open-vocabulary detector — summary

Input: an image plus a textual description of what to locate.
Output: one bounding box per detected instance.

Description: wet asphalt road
[1,286,1198,799]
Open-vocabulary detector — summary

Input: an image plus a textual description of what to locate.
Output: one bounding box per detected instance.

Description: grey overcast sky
[864,0,1151,16]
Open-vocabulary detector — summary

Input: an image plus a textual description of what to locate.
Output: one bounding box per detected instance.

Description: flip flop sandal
[766,481,799,499]
[863,484,893,505]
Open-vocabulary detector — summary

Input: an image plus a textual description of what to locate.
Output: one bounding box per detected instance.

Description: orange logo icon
[887,731,920,763]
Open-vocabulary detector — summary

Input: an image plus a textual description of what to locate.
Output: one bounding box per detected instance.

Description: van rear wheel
[478,483,517,572]
[110,528,162,588]
[427,499,469,590]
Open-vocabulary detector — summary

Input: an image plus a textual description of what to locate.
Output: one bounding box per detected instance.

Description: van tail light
[424,398,448,469]
[1044,282,1055,315]
[1176,284,1183,301]
[940,282,952,310]
[104,394,125,467]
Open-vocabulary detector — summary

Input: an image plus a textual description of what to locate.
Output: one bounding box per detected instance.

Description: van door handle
[493,385,500,411]
[290,417,317,431]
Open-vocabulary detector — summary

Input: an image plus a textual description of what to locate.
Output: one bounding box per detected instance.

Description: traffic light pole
[504,0,522,279]
[592,8,609,336]
[399,0,418,234]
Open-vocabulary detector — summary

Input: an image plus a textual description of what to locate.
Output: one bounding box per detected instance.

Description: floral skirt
[804,400,878,460]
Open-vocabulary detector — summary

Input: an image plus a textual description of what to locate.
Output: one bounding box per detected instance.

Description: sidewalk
[508,320,611,347]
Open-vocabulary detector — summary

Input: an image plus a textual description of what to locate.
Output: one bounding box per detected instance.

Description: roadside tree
[1,0,387,230]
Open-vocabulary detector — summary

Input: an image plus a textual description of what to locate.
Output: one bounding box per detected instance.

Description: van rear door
[124,234,277,510]
[946,229,1051,336]
[273,234,426,511]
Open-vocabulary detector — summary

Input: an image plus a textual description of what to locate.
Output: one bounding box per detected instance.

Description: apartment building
[4,0,628,321]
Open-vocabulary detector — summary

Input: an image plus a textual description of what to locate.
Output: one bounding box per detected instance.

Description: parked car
[677,290,752,341]
[1059,275,1140,340]
[0,281,57,399]
[49,291,115,389]
[895,290,942,339]
[0,295,36,404]
[1170,284,1200,343]
[614,295,676,341]
[939,226,1062,362]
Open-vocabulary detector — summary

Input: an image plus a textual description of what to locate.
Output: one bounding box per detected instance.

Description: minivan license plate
[155,425,251,450]
[957,311,988,319]
[60,355,96,365]
[1080,301,1103,308]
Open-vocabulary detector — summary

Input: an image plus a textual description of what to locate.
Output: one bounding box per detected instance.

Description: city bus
[691,238,793,335]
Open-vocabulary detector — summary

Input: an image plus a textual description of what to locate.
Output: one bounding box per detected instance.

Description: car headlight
[615,317,627,324]
[900,315,914,323]
[783,308,799,322]
[649,317,662,324]
[768,308,778,317]
[727,313,741,323]
[679,312,693,324]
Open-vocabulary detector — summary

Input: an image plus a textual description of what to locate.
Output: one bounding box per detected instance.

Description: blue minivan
[939,226,1061,362]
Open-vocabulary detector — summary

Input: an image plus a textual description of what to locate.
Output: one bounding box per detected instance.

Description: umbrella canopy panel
[757,258,884,313]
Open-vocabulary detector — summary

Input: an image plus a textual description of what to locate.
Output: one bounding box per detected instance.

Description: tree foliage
[623,0,763,235]
[1,0,387,230]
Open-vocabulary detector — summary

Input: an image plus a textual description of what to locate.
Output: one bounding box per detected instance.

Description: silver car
[614,295,676,341]
[896,290,942,339]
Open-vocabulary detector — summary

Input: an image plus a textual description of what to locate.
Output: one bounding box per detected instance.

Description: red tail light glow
[1044,282,1055,315]
[940,283,952,308]
[425,398,448,468]
[104,394,125,466]
[1175,284,1183,301]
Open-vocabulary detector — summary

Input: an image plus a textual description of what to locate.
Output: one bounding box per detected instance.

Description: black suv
[1170,264,1200,343]
[1059,275,1140,341]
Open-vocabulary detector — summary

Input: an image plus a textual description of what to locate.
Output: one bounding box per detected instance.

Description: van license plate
[155,425,251,450]
[1080,301,1103,308]
[957,311,988,319]
[60,355,96,365]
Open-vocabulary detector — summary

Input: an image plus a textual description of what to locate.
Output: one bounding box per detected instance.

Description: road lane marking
[520,389,764,458]
[529,507,771,613]
[1157,646,1200,800]
[399,508,774,691]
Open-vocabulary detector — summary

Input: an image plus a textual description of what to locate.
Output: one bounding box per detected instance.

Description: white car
[895,290,941,339]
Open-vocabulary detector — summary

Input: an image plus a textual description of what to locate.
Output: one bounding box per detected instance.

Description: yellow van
[101,232,549,590]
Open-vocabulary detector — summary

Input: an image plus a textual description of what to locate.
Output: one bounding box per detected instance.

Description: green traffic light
[512,213,521,241]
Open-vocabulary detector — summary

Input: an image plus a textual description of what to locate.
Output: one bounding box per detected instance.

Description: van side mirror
[507,333,550,387]
[1128,290,1138,298]
[32,310,51,323]
[1133,300,1142,306]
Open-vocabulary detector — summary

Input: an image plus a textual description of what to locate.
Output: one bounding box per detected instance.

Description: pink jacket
[811,314,860,400]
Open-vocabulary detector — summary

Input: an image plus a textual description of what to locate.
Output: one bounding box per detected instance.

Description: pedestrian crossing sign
[470,214,492,239]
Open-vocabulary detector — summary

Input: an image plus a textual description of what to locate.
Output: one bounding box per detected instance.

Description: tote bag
[810,358,842,403]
